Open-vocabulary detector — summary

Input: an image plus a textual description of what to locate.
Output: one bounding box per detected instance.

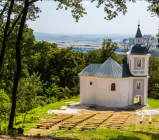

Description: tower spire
[135,23,142,38]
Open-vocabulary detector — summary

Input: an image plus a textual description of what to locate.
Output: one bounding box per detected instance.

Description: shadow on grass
[67,103,146,112]
[133,131,159,139]
[109,135,142,140]
[108,130,159,140]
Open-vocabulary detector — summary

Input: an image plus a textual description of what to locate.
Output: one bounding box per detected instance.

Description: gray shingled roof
[130,44,149,55]
[78,64,102,76]
[135,26,142,38]
[78,57,133,78]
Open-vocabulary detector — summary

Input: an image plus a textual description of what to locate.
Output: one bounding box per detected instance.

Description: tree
[0,89,10,122]
[147,0,159,18]
[121,38,135,52]
[120,35,158,54]
[45,75,60,100]
[48,47,86,91]
[99,39,119,63]
[16,72,44,123]
[142,35,158,52]
[1,0,136,130]
[0,0,41,75]
[84,49,99,66]
[59,86,72,100]
[148,56,159,99]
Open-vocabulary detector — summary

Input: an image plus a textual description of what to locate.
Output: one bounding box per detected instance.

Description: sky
[26,0,159,35]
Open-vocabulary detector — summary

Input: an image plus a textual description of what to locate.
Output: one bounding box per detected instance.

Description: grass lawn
[55,128,159,140]
[147,98,159,109]
[0,95,80,133]
[1,96,159,140]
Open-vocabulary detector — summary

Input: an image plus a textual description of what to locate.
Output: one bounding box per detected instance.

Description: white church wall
[129,78,133,105]
[80,76,132,107]
[80,76,96,105]
[95,78,130,107]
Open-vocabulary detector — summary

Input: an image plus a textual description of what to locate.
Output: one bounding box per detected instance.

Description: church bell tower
[135,24,142,44]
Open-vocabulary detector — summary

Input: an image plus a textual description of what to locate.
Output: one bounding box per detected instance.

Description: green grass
[147,98,159,109]
[151,118,159,122]
[134,99,138,102]
[0,95,80,133]
[55,128,159,140]
[1,96,159,139]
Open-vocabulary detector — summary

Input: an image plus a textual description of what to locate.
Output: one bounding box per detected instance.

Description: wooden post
[149,114,151,124]
[140,115,144,123]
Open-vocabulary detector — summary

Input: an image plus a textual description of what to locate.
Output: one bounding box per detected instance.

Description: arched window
[137,59,141,67]
[111,83,115,91]
[136,81,141,89]
[138,39,140,43]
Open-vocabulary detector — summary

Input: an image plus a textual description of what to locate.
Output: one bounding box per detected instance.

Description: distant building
[78,24,150,107]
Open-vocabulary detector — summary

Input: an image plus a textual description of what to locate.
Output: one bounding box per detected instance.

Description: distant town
[34,32,158,57]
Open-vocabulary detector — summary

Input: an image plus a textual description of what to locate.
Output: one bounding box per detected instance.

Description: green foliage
[59,86,72,100]
[0,89,11,121]
[147,98,159,108]
[148,56,159,99]
[16,72,45,122]
[100,39,119,62]
[45,82,60,99]
[0,126,16,135]
[85,39,119,65]
[147,0,159,18]
[0,95,80,133]
[47,46,86,92]
[92,0,131,20]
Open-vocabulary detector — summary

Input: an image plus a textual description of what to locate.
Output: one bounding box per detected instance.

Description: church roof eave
[78,57,133,78]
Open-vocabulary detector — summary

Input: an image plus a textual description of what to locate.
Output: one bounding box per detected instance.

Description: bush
[0,89,11,121]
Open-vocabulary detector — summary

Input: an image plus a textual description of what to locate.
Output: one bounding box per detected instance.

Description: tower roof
[129,44,149,55]
[135,25,142,38]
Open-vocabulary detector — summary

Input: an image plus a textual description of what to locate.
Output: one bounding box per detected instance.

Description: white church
[78,25,150,107]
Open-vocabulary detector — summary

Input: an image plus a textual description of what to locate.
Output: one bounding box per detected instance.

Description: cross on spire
[138,19,140,27]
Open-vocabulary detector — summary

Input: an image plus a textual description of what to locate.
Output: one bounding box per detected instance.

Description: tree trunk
[8,0,29,130]
[0,120,1,131]
[0,0,15,76]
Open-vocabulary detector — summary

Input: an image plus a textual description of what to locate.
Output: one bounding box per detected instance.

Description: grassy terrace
[1,95,80,133]
[0,97,159,140]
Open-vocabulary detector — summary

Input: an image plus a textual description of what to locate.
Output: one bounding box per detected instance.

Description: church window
[90,82,92,85]
[136,81,141,90]
[111,83,115,91]
[138,39,140,43]
[137,59,141,67]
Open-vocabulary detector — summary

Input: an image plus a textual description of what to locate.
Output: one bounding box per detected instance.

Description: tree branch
[29,0,39,5]
[7,8,24,37]
[0,0,10,18]
[0,0,15,74]
[5,0,15,36]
